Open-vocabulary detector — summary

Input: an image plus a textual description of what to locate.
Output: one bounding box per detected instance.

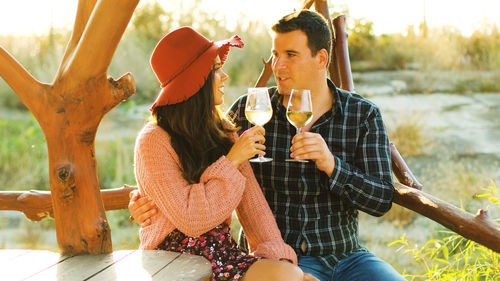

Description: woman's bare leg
[242,259,317,281]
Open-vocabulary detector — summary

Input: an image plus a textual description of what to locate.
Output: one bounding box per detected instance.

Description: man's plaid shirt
[227,80,394,269]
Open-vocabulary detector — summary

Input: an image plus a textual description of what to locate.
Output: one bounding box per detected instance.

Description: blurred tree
[131,1,172,45]
[348,18,376,62]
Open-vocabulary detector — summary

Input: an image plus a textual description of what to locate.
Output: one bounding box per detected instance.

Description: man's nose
[273,56,285,70]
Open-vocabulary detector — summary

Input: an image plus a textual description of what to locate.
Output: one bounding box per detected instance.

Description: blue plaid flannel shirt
[227,79,394,268]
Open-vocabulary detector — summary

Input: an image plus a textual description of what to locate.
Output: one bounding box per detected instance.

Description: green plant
[390,182,500,280]
[0,114,49,189]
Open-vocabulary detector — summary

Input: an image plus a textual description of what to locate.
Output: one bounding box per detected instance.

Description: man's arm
[327,107,394,216]
[291,107,394,216]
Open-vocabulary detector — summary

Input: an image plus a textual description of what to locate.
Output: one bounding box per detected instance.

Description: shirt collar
[271,79,344,117]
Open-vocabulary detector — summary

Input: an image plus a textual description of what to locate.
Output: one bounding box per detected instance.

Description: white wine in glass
[245,87,273,162]
[286,89,313,162]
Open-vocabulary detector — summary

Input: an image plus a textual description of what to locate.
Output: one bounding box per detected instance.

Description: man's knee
[336,252,406,281]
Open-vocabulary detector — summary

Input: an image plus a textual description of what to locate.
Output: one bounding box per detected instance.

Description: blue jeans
[298,252,406,281]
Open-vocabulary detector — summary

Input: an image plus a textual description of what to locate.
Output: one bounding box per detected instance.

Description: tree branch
[62,0,139,81]
[103,72,136,113]
[0,46,47,111]
[394,182,500,253]
[299,0,315,10]
[56,0,98,81]
[390,143,423,190]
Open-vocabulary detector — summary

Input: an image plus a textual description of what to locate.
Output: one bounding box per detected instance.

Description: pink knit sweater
[134,122,297,264]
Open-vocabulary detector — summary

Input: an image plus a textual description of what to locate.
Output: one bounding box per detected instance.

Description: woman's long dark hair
[153,70,235,183]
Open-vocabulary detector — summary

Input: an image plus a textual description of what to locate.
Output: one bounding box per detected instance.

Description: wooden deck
[0,249,211,281]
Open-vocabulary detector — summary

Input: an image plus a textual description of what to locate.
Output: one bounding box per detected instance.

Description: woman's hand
[128,190,157,227]
[255,55,273,87]
[227,126,266,167]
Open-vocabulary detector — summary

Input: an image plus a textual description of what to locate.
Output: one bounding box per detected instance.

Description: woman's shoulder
[136,122,172,147]
[139,122,168,137]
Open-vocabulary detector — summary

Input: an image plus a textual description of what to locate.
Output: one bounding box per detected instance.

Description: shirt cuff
[325,156,352,196]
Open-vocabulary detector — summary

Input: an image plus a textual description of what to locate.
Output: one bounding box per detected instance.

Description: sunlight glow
[0,0,499,36]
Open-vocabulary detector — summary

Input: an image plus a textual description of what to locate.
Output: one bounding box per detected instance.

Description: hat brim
[150,35,244,110]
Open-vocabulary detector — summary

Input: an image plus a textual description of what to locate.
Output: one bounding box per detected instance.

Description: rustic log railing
[0,0,499,258]
[0,186,136,221]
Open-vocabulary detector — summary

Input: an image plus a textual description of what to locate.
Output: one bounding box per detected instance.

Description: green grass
[389,183,500,280]
[0,113,49,189]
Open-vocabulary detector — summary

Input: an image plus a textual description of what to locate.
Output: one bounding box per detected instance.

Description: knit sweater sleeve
[235,161,298,264]
[135,124,247,237]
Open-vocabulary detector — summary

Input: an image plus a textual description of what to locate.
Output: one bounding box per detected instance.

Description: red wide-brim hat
[149,26,244,110]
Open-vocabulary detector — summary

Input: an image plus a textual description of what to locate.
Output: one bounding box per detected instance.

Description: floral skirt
[155,222,261,281]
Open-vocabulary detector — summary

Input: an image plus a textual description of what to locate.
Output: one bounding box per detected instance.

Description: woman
[135,26,309,281]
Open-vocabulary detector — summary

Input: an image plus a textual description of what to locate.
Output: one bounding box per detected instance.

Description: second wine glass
[286,89,313,162]
[244,87,273,162]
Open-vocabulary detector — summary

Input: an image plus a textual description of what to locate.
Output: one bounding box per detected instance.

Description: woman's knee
[242,259,304,281]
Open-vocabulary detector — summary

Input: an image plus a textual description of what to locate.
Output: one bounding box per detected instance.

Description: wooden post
[312,0,342,87]
[0,0,139,255]
[332,15,354,92]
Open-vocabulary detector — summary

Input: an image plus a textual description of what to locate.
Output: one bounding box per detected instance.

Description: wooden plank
[89,250,180,280]
[0,249,33,263]
[0,250,65,280]
[153,253,212,281]
[25,250,133,281]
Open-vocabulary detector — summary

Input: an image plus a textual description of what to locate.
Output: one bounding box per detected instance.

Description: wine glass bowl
[244,87,273,162]
[286,89,313,162]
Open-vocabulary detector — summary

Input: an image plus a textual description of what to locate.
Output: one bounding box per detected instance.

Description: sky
[0,0,499,36]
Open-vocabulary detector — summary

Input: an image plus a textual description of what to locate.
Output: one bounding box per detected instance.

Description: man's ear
[316,48,329,69]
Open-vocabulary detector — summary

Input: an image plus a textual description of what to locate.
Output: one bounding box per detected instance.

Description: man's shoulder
[338,88,380,112]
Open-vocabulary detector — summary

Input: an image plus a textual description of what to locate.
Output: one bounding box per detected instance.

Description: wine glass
[245,87,273,163]
[286,89,313,162]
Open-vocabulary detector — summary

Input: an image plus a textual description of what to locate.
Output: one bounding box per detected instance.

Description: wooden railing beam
[0,186,137,221]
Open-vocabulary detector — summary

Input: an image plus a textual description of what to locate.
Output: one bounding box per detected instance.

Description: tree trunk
[0,0,139,255]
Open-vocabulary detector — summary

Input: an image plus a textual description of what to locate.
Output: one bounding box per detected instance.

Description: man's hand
[290,132,335,176]
[128,190,157,227]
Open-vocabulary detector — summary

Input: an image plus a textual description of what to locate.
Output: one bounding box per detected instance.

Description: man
[130,10,405,281]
